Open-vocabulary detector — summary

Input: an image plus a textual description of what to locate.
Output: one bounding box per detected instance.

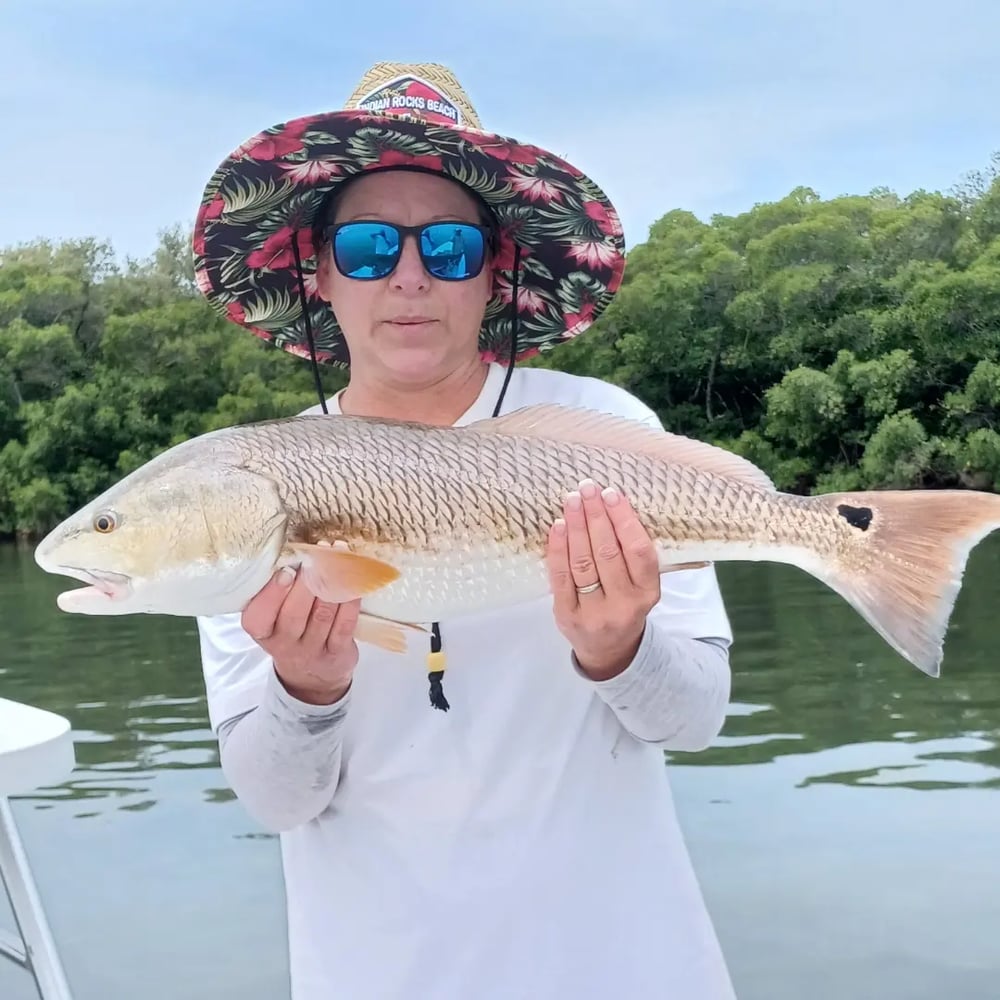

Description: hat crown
[344,62,482,130]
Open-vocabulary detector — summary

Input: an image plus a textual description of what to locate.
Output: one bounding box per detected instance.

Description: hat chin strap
[291,230,330,415]
[492,244,521,419]
[290,235,524,713]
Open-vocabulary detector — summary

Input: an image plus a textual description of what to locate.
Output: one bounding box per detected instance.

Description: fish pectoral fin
[356,613,429,654]
[288,543,400,603]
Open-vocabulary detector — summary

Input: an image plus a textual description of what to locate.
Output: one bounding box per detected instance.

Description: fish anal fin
[470,404,775,491]
[356,613,429,654]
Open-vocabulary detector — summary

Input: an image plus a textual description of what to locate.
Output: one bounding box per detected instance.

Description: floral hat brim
[192,63,626,368]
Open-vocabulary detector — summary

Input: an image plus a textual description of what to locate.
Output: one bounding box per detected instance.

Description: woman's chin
[380,344,474,383]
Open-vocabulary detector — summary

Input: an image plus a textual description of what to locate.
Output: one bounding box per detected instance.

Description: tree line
[2,155,999,539]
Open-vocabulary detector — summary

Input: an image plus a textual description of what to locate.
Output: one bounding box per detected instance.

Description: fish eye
[94,512,117,534]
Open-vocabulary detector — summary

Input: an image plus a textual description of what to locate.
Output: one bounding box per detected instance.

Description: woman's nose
[390,234,430,290]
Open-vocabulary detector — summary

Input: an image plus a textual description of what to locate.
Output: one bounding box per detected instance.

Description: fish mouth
[52,567,132,610]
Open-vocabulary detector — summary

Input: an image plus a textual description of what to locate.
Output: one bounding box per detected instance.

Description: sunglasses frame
[323,219,495,282]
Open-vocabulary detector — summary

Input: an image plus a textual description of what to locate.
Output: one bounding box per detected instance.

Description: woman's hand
[546,479,661,681]
[242,564,361,705]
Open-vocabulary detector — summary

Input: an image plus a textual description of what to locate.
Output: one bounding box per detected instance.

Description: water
[2,537,1000,999]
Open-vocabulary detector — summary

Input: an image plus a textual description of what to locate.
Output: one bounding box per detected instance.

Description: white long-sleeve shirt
[197,363,738,1000]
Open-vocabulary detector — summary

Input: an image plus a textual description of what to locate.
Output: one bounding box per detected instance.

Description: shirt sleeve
[572,564,733,751]
[196,612,352,833]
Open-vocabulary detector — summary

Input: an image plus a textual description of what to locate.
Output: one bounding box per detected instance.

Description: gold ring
[576,581,602,595]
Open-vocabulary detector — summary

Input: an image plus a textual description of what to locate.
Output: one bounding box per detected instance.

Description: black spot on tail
[838,504,873,531]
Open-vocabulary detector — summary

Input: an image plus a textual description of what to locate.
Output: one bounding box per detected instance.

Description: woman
[194,62,737,1000]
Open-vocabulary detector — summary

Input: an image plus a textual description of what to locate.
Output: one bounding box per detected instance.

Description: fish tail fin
[814,488,1000,677]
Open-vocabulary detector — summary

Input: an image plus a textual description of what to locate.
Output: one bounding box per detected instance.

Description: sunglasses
[325,220,492,281]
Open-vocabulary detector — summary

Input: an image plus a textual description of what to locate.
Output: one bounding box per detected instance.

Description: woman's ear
[314,237,335,303]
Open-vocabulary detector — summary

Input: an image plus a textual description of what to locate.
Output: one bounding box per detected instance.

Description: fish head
[34,454,288,618]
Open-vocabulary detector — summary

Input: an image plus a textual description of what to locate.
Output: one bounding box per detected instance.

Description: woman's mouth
[386,316,437,328]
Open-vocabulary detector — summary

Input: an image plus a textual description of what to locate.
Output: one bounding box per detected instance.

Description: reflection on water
[5,537,1000,809]
[671,547,1000,793]
[29,694,235,817]
[2,534,1000,1000]
[1,544,226,817]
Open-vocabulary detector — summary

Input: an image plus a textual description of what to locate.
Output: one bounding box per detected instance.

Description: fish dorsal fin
[468,404,775,491]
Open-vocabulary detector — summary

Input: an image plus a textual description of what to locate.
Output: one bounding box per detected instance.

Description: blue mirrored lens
[419,223,486,279]
[332,222,487,281]
[333,223,401,279]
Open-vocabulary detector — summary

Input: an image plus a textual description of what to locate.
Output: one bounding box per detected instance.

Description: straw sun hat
[193,61,627,369]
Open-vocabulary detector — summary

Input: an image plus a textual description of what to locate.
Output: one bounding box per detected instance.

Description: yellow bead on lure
[33,403,1000,676]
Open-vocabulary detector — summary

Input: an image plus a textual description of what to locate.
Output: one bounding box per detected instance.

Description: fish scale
[215,417,789,622]
[237,419,778,558]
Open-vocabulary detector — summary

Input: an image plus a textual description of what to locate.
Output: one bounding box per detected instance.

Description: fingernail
[579,479,598,499]
[277,566,296,587]
[565,492,582,512]
[551,518,566,536]
[602,487,620,506]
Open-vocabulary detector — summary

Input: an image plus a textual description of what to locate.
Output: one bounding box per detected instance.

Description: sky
[2,0,999,262]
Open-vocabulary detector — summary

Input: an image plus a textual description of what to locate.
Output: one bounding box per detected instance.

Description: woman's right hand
[242,565,361,706]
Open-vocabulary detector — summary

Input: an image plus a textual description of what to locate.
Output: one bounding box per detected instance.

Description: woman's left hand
[545,478,662,681]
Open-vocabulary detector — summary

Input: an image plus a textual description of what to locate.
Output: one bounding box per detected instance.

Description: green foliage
[5,154,1000,538]
[0,230,334,538]
[528,153,1000,496]
[960,429,1000,490]
[860,411,933,488]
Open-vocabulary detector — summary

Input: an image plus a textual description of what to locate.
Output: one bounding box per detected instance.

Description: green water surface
[2,537,999,999]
